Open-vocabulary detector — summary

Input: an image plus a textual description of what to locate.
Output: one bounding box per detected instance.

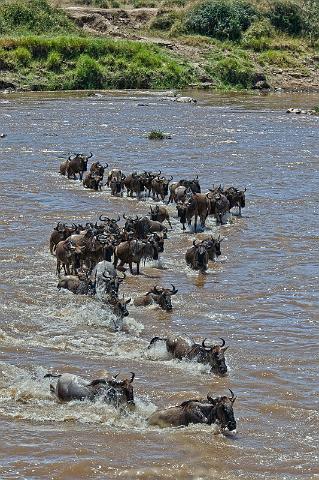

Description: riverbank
[0,0,318,92]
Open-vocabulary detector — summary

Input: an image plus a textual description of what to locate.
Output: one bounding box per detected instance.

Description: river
[0,90,318,479]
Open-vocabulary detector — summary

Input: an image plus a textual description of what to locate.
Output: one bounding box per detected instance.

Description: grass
[0,36,196,90]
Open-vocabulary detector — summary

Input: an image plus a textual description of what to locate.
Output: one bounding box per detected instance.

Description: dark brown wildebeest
[206,190,230,225]
[65,152,93,180]
[133,284,178,311]
[179,176,201,194]
[124,173,144,198]
[176,193,208,232]
[148,336,228,375]
[49,223,76,254]
[55,239,84,275]
[83,173,103,191]
[224,186,246,216]
[90,161,108,179]
[151,175,173,201]
[114,238,158,275]
[149,205,172,228]
[185,240,209,272]
[123,215,167,239]
[142,171,161,196]
[45,372,135,407]
[148,390,237,430]
[200,236,223,261]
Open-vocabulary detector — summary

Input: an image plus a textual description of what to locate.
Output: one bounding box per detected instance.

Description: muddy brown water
[0,90,318,479]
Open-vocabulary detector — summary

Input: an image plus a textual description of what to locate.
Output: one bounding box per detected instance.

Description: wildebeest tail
[148,336,166,349]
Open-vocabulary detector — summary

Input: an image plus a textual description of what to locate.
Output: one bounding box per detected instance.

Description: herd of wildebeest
[45,151,246,431]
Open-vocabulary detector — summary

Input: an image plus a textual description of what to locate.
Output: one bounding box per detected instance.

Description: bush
[267,0,305,35]
[72,54,105,89]
[242,19,274,51]
[0,0,78,36]
[213,55,255,87]
[185,0,258,41]
[148,130,165,139]
[47,51,63,71]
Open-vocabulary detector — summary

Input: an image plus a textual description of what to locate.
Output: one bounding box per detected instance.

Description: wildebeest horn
[102,272,111,281]
[103,163,108,168]
[170,284,178,295]
[228,389,236,402]
[195,175,199,180]
[193,240,198,247]
[202,338,211,350]
[157,170,161,176]
[125,298,132,304]
[99,214,108,221]
[169,175,173,181]
[244,187,247,192]
[219,338,226,347]
[123,213,128,219]
[130,372,135,383]
[88,152,93,159]
[115,215,120,222]
[135,215,139,221]
[112,373,120,380]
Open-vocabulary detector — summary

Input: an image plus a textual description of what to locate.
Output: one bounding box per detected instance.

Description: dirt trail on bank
[62,5,319,91]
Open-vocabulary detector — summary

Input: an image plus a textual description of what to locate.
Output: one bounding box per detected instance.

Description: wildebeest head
[207,389,237,431]
[193,240,208,271]
[176,201,187,225]
[202,236,223,260]
[201,338,228,375]
[108,294,131,319]
[146,284,178,311]
[106,372,135,406]
[150,205,160,221]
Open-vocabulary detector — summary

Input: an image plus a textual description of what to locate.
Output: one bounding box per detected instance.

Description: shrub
[213,55,255,87]
[185,0,258,41]
[267,0,305,35]
[12,47,32,66]
[72,54,105,89]
[242,19,274,51]
[47,51,63,71]
[0,0,78,36]
[148,130,165,139]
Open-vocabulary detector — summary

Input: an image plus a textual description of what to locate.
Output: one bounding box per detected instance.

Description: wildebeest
[148,390,236,430]
[148,335,228,375]
[124,172,144,198]
[123,215,167,239]
[90,161,108,179]
[62,152,93,180]
[149,205,172,228]
[185,240,209,272]
[224,186,246,216]
[168,178,200,203]
[114,238,158,275]
[151,175,173,201]
[107,168,123,186]
[133,284,178,311]
[49,222,76,254]
[91,260,125,299]
[206,190,230,225]
[110,174,125,196]
[55,239,84,275]
[45,372,135,407]
[57,272,95,295]
[83,173,103,191]
[106,293,131,323]
[201,236,223,261]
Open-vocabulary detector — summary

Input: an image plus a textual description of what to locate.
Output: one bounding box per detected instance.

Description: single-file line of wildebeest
[58,154,246,232]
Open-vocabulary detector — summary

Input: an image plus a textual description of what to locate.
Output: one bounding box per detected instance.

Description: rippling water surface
[0,90,318,479]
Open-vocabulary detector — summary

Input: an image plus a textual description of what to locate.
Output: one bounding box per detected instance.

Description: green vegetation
[0,36,195,90]
[0,0,78,36]
[148,130,166,139]
[185,0,258,41]
[0,0,318,92]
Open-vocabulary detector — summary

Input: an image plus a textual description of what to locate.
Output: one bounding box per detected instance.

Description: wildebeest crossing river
[0,90,318,479]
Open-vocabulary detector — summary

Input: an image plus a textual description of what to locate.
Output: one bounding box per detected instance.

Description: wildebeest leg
[136,261,140,275]
[167,218,172,228]
[79,172,83,181]
[56,260,61,276]
[129,261,134,275]
[238,205,242,216]
[113,254,118,268]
